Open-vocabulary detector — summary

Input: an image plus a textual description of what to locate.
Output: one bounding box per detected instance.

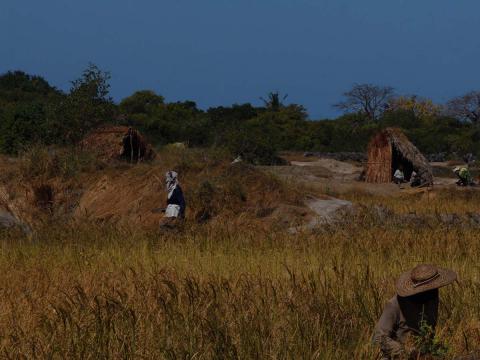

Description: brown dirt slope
[75,166,164,228]
[74,158,306,229]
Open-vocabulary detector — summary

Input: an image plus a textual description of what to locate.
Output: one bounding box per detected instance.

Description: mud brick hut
[80,126,155,162]
[365,128,433,185]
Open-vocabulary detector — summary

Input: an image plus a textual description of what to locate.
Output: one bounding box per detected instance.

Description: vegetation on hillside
[1,66,480,164]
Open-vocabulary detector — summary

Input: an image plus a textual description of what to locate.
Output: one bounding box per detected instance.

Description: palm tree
[260,91,288,111]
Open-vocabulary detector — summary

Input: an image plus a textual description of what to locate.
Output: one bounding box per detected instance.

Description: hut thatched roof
[366,128,433,185]
[80,125,155,162]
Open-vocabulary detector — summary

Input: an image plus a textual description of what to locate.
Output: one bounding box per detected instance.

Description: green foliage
[211,104,306,164]
[225,122,279,165]
[119,90,164,115]
[0,65,114,153]
[0,70,61,104]
[18,145,100,179]
[260,91,288,111]
[144,101,207,145]
[3,68,480,162]
[0,71,63,154]
[0,102,47,154]
[59,63,115,143]
[308,114,376,152]
[413,321,450,358]
[206,104,258,145]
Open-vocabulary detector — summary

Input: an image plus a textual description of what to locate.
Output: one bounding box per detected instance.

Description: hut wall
[366,134,392,183]
[365,128,433,185]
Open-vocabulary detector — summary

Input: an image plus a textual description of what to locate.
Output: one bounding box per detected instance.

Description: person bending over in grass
[374,264,456,359]
[453,166,474,187]
[158,171,186,228]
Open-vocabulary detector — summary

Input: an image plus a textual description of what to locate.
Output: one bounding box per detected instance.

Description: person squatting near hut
[158,171,186,228]
[409,171,422,187]
[394,168,422,187]
[393,167,405,185]
[453,166,474,187]
[374,264,457,359]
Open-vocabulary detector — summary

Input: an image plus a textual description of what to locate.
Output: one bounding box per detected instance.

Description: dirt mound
[0,149,308,232]
[75,167,164,228]
[80,126,155,162]
[290,159,363,180]
[73,160,305,230]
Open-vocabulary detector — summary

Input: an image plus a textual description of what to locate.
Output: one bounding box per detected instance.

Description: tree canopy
[334,83,395,121]
[446,91,480,123]
[1,68,480,162]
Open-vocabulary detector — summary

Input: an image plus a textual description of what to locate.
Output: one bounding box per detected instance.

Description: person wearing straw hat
[374,264,457,359]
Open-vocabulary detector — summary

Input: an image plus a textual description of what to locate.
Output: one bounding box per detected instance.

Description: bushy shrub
[19,145,100,180]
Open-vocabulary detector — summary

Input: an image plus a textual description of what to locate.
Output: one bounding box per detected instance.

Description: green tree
[225,120,281,165]
[0,103,47,154]
[206,104,258,146]
[260,91,288,111]
[224,104,308,163]
[119,90,164,115]
[55,64,115,144]
[0,71,63,153]
[0,70,61,104]
[387,95,441,120]
[137,101,207,145]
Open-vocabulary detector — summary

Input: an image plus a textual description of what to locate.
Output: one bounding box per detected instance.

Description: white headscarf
[165,171,178,199]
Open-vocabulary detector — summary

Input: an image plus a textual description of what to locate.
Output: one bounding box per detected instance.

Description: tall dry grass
[343,187,480,215]
[0,147,479,358]
[0,198,479,359]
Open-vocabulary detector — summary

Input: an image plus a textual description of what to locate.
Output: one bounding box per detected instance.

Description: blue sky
[1,0,479,119]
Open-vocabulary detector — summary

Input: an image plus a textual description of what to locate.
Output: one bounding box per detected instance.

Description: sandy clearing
[290,159,363,175]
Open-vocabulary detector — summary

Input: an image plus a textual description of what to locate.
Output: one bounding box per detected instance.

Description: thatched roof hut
[365,128,433,185]
[80,126,155,162]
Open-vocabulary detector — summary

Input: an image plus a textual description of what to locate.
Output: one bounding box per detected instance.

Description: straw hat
[396,264,457,297]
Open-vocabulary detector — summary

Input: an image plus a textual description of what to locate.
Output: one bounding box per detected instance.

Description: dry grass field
[0,149,479,359]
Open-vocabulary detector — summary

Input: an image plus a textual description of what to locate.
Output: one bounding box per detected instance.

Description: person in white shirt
[393,168,405,184]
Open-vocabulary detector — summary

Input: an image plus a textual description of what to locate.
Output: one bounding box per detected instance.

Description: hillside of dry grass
[0,147,309,232]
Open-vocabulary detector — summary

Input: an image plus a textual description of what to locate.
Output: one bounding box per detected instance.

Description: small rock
[0,209,18,228]
[439,213,462,225]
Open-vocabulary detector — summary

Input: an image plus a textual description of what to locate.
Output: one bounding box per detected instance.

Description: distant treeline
[1,64,479,164]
